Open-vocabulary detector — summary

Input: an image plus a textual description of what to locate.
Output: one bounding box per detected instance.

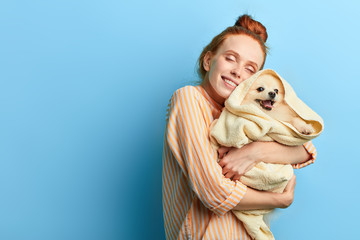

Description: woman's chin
[219,86,233,98]
[215,90,231,102]
[207,82,232,104]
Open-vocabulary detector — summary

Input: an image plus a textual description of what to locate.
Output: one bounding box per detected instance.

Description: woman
[162,15,316,240]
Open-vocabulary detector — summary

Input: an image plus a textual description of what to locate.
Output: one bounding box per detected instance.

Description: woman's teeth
[224,79,237,87]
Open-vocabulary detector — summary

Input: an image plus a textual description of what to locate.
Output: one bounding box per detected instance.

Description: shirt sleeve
[166,87,247,216]
[292,141,317,169]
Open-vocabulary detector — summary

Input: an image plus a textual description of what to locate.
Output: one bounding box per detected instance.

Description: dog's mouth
[256,99,275,111]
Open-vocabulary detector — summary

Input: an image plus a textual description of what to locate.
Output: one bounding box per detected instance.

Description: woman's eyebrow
[225,50,240,58]
[224,50,258,68]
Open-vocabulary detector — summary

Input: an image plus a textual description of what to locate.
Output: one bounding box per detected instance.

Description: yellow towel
[210,69,324,240]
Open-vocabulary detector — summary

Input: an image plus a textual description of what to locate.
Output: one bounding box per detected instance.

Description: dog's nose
[269,92,276,99]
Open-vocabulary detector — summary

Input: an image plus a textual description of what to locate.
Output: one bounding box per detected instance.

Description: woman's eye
[225,55,236,61]
[245,66,255,73]
[274,89,278,94]
[245,66,256,74]
[257,87,264,92]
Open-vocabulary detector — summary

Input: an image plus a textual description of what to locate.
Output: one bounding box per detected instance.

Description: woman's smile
[221,76,239,88]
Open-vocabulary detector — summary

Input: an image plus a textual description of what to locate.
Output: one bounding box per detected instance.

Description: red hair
[198,15,268,80]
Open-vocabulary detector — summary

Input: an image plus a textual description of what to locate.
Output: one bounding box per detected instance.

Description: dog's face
[242,76,284,111]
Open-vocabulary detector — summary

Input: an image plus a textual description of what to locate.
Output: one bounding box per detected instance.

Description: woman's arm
[251,141,312,165]
[218,141,312,181]
[166,87,249,216]
[233,174,296,211]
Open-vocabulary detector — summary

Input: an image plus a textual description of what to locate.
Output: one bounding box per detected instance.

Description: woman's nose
[230,69,241,79]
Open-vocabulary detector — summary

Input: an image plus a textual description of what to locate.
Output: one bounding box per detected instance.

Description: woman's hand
[218,141,312,181]
[278,174,296,208]
[232,174,297,211]
[218,142,263,181]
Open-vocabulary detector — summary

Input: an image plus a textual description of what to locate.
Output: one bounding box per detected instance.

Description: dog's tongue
[263,100,273,108]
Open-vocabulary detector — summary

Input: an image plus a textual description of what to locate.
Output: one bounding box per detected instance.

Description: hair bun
[235,14,268,43]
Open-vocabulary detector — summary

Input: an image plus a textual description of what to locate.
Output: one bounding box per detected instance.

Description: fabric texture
[209,69,324,240]
[162,84,317,240]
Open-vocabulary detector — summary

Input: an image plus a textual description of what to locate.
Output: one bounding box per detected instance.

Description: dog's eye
[257,87,264,92]
[274,89,278,94]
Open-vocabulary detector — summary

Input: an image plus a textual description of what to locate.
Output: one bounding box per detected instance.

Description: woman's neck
[201,79,225,106]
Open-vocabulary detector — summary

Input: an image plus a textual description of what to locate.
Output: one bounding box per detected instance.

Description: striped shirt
[162,85,317,240]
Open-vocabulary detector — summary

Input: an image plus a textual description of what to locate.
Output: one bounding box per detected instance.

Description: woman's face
[202,34,265,105]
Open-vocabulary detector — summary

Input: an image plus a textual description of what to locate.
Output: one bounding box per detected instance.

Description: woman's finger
[225,171,234,179]
[281,174,296,208]
[218,157,229,167]
[284,174,296,192]
[218,147,231,158]
[289,174,296,187]
[232,174,242,181]
[222,166,229,175]
[218,159,224,167]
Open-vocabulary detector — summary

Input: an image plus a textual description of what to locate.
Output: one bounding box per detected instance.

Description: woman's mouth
[222,77,238,88]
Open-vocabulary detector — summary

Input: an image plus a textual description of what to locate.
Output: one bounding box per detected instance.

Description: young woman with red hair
[162,15,316,239]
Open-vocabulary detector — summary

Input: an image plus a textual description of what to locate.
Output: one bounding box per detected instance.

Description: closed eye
[225,55,236,62]
[246,65,255,73]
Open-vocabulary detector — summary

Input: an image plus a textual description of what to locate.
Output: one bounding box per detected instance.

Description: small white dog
[241,75,315,135]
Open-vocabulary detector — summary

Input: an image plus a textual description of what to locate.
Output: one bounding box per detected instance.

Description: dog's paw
[292,118,315,135]
[300,124,315,135]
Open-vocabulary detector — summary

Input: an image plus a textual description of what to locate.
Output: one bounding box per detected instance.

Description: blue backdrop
[0,0,358,239]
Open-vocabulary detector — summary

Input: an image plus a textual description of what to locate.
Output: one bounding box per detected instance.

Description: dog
[241,75,315,135]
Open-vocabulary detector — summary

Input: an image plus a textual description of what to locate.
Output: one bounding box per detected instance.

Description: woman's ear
[203,51,212,72]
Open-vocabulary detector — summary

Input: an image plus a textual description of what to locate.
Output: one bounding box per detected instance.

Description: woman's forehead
[219,35,264,64]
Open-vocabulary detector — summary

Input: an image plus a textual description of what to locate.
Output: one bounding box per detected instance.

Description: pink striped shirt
[162,85,317,240]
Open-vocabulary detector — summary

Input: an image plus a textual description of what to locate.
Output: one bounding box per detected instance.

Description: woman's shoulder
[166,85,205,120]
[172,85,203,100]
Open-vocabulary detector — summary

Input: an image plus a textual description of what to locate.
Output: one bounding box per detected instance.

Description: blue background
[0,0,358,239]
